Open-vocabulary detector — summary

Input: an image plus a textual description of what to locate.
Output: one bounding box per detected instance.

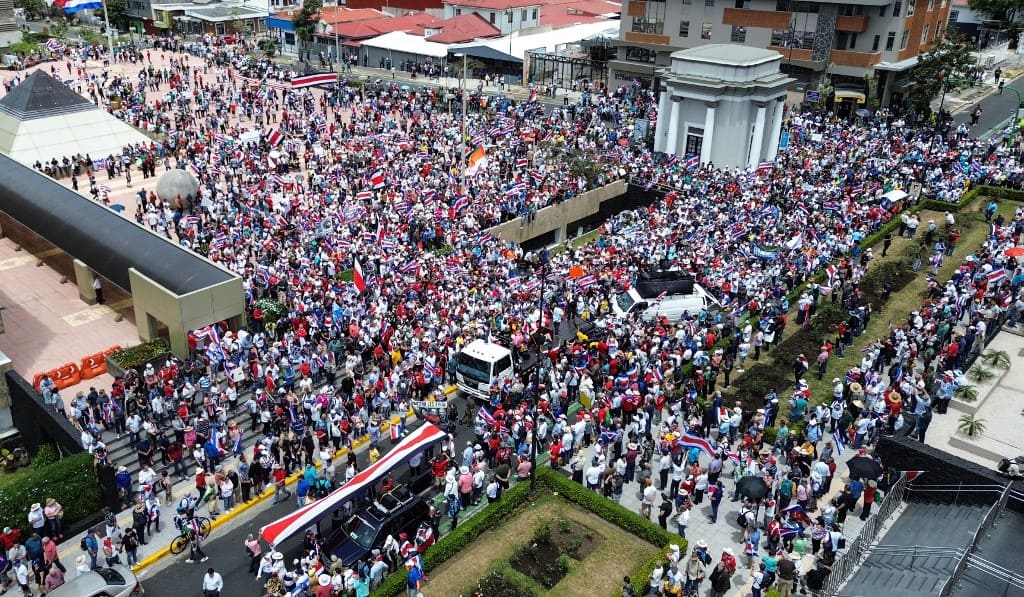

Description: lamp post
[526,249,549,492]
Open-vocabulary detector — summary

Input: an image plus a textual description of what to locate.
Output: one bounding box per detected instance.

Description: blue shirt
[407,567,422,589]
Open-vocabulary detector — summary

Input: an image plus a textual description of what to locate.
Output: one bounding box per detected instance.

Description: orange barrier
[51,362,81,391]
[80,353,107,380]
[102,345,121,357]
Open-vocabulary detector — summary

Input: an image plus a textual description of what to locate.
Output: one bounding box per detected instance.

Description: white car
[48,565,144,597]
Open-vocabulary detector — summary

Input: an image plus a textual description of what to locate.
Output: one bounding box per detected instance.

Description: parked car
[48,565,144,597]
[325,485,430,566]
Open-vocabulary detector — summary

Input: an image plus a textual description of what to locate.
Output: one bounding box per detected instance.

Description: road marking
[62,299,134,327]
[0,248,64,271]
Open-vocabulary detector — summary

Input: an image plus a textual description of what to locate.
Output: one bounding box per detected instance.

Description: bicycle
[169,517,212,555]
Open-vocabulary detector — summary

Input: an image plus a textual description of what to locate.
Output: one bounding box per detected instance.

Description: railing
[962,553,1024,593]
[819,472,909,595]
[939,483,1013,596]
[905,483,1006,506]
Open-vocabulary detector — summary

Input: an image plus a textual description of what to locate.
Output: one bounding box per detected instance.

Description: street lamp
[525,249,549,491]
[454,52,468,194]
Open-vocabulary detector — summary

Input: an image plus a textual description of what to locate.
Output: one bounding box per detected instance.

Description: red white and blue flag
[902,470,926,483]
[676,433,716,459]
[390,422,404,440]
[781,504,813,525]
[55,0,103,13]
[353,259,366,294]
[291,73,336,88]
[265,129,283,147]
[987,267,1006,284]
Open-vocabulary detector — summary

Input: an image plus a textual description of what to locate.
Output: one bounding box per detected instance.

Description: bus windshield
[457,353,491,383]
[616,292,637,314]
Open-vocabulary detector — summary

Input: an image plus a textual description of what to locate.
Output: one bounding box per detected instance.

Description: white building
[654,44,793,169]
[442,0,541,34]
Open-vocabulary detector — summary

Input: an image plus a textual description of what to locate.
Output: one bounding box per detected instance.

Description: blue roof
[265,16,295,31]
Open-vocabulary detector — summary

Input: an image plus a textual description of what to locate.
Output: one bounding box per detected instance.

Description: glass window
[948,9,958,21]
[679,19,690,37]
[849,33,857,49]
[705,0,715,7]
[532,8,537,18]
[921,23,929,44]
[489,11,495,23]
[892,0,901,16]
[900,30,909,49]
[872,34,880,51]
[685,128,704,157]
[631,0,666,34]
[906,0,915,15]
[455,7,461,14]
[731,26,746,42]
[885,31,895,51]
[701,22,712,39]
[521,8,527,20]
[507,10,512,22]
[626,46,658,62]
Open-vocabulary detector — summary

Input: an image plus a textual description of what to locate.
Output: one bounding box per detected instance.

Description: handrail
[820,472,908,595]
[963,553,1024,590]
[938,483,1012,597]
[906,482,1006,506]
[862,545,964,555]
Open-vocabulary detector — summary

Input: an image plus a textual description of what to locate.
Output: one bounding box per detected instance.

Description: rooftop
[426,13,501,43]
[0,71,93,121]
[442,0,542,10]
[671,44,782,67]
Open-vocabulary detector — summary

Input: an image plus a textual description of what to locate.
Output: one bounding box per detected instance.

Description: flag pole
[101,0,114,60]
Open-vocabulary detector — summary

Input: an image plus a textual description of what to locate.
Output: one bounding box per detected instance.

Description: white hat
[272,552,284,561]
[723,547,735,556]
[318,574,332,586]
[459,465,469,475]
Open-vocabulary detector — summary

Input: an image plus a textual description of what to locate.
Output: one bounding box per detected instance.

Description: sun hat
[272,552,284,561]
[318,573,331,586]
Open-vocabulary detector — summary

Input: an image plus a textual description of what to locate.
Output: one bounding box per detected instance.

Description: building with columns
[654,44,793,169]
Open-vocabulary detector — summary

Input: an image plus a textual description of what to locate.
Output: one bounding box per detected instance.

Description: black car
[325,485,429,566]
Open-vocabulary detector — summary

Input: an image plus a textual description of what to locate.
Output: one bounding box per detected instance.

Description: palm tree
[981,349,1011,370]
[953,384,978,402]
[957,414,987,438]
[967,366,996,384]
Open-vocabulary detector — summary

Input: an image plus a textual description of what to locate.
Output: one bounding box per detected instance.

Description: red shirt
[272,468,287,484]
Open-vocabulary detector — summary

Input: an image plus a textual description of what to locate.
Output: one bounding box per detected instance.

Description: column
[665,97,683,157]
[748,101,768,168]
[766,97,786,161]
[700,102,717,164]
[73,259,97,304]
[654,86,671,153]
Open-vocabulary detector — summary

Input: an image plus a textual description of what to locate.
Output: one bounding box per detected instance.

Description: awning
[882,189,908,201]
[874,56,918,72]
[835,90,866,104]
[451,44,523,64]
[260,423,446,547]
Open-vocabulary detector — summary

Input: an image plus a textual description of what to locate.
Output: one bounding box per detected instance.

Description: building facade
[443,0,542,34]
[610,0,953,107]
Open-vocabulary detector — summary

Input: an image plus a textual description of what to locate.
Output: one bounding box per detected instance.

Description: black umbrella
[847,456,882,480]
[736,476,770,500]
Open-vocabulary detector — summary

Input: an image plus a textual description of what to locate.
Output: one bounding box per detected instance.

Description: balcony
[722,8,791,29]
[836,15,869,33]
[830,49,882,68]
[768,45,814,62]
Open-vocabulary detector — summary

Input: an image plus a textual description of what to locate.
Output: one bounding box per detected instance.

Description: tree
[967,0,1020,22]
[292,0,322,59]
[9,31,39,57]
[909,30,975,114]
[49,16,68,41]
[957,414,987,438]
[14,0,49,20]
[104,0,128,32]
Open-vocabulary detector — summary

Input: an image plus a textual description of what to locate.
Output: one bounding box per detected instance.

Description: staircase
[952,509,1024,596]
[839,503,987,597]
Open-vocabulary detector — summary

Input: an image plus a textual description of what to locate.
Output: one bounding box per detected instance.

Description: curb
[131,409,419,572]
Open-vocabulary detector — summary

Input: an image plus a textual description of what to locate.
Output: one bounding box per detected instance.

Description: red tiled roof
[316,7,387,25]
[332,12,444,38]
[425,13,501,43]
[538,10,604,27]
[546,0,619,15]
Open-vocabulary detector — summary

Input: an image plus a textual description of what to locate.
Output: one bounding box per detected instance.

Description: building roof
[0,71,93,121]
[425,13,500,43]
[544,0,619,15]
[450,20,617,58]
[443,0,541,10]
[269,7,382,25]
[0,153,237,296]
[671,44,781,67]
[361,30,449,58]
[184,4,267,21]
[539,9,604,27]
[330,13,443,38]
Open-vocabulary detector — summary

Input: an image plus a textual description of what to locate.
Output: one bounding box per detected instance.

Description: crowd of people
[5,29,1024,596]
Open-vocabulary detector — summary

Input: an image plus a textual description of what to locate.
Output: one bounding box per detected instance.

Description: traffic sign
[805,90,820,103]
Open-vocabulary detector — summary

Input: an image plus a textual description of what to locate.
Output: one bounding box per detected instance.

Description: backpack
[759,570,776,589]
[80,536,88,551]
[314,479,332,499]
[736,510,750,528]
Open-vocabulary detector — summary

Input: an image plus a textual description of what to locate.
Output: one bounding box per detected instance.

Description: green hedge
[372,469,685,597]
[0,452,102,536]
[109,338,171,370]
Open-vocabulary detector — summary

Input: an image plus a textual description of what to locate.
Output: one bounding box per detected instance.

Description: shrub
[730,363,791,413]
[252,297,288,323]
[32,444,60,469]
[0,452,102,536]
[109,338,171,370]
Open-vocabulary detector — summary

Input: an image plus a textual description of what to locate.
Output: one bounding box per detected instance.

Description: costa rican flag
[902,470,926,483]
[781,504,813,525]
[726,452,741,466]
[676,432,716,459]
[400,260,420,275]
[825,264,839,286]
[452,195,470,214]
[291,73,336,88]
[757,161,774,172]
[576,274,597,289]
[55,0,103,13]
[185,215,201,227]
[987,267,1007,284]
[531,171,545,183]
[370,169,385,190]
[44,38,65,53]
[265,129,283,147]
[353,258,366,294]
[478,407,497,427]
[652,367,664,382]
[599,429,620,444]
[684,155,700,170]
[477,231,495,245]
[528,88,538,103]
[515,158,528,168]
[832,429,847,453]
[390,422,404,440]
[355,190,373,202]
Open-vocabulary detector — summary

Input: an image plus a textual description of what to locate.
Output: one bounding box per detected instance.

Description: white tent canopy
[360,31,448,59]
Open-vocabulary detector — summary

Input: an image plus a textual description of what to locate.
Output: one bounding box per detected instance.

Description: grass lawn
[424,494,660,597]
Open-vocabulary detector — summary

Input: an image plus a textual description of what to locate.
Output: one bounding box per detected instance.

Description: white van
[610,285,719,322]
[454,340,515,400]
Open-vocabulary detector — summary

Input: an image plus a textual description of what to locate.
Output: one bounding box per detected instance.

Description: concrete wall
[488,179,627,245]
[129,269,246,359]
[0,351,11,432]
[6,370,83,455]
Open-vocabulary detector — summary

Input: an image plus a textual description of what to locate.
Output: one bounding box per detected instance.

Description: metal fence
[905,482,1007,507]
[938,483,1013,596]
[819,472,909,595]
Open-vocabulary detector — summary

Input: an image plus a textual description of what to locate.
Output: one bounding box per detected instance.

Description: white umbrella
[882,189,908,201]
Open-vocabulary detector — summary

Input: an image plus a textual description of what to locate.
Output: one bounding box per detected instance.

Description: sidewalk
[55,410,419,572]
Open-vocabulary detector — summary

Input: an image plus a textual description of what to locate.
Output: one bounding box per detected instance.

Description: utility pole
[455,53,468,194]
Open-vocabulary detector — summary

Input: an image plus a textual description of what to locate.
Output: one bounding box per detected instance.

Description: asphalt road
[952,73,1024,137]
[140,398,478,596]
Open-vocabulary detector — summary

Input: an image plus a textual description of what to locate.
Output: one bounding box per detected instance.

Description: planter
[104,354,127,379]
[105,351,171,379]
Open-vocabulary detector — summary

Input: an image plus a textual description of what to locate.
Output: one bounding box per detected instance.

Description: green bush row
[108,338,171,370]
[0,452,102,536]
